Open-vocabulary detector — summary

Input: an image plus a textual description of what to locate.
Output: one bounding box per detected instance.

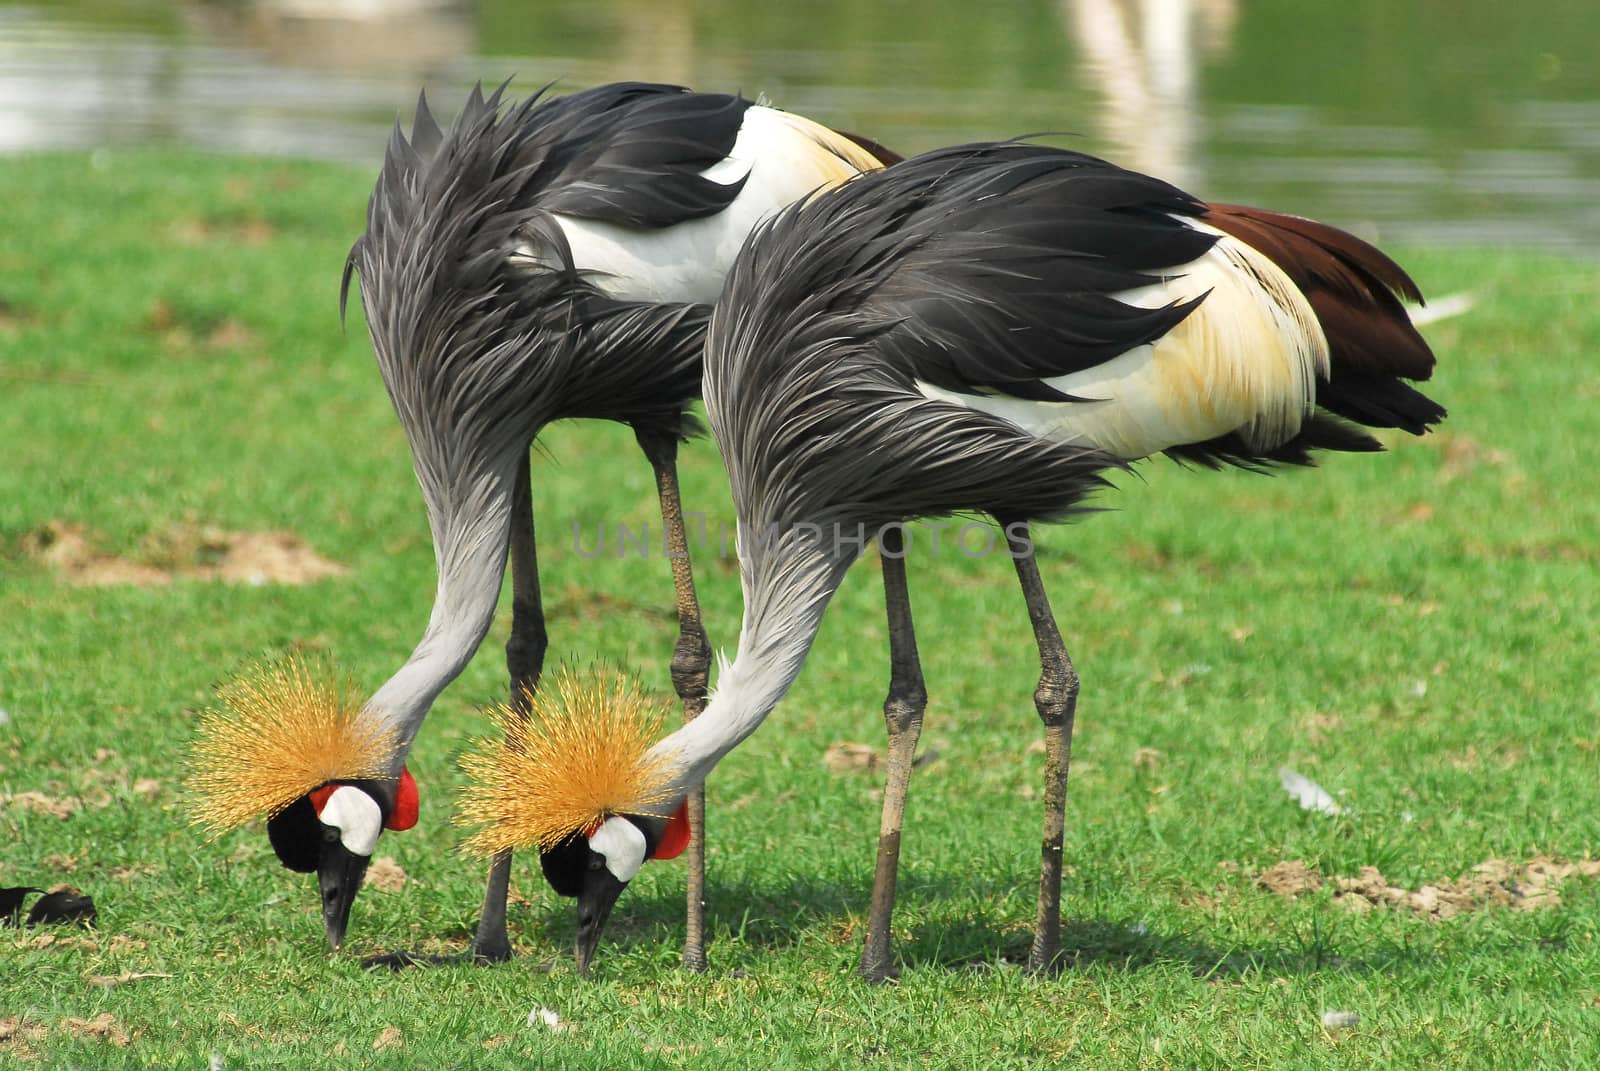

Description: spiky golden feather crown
[186,657,400,837]
[454,667,677,857]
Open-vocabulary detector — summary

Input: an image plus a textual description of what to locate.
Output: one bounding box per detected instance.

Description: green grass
[3,150,1599,1069]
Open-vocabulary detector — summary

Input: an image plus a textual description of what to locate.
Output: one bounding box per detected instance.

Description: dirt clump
[2,791,79,819]
[1254,860,1322,897]
[1252,856,1600,919]
[23,520,346,587]
[60,1013,131,1046]
[365,857,408,893]
[0,1017,46,1060]
[823,742,881,773]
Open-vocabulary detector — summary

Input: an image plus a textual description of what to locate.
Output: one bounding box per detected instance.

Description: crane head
[187,658,414,951]
[264,771,419,949]
[455,667,687,975]
[537,803,690,974]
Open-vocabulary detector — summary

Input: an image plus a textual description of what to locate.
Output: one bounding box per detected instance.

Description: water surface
[3,0,1598,255]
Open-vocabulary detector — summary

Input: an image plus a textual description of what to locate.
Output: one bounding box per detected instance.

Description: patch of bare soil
[365,857,407,893]
[0,1018,45,1043]
[144,299,261,354]
[2,792,79,819]
[23,520,346,587]
[823,742,881,774]
[1254,860,1323,898]
[0,294,29,333]
[12,766,161,823]
[1430,432,1511,483]
[1132,747,1164,773]
[1253,857,1600,918]
[0,1016,46,1060]
[86,971,171,989]
[60,1013,130,1046]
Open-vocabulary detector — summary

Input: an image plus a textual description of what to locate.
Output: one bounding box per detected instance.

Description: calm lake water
[4,0,1599,256]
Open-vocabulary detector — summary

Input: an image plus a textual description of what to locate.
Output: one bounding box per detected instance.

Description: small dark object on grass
[1,886,39,925]
[0,886,97,928]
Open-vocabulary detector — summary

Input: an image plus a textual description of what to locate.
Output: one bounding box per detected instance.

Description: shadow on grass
[480,868,1463,982]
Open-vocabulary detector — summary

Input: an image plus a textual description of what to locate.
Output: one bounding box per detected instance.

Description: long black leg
[636,427,713,973]
[471,454,547,962]
[1004,521,1078,974]
[858,525,928,984]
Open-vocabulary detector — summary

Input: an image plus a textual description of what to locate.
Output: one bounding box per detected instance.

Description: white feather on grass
[1279,766,1349,816]
[530,1006,574,1033]
[1321,1010,1360,1030]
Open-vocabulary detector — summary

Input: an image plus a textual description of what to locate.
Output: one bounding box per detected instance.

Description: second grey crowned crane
[251,81,892,965]
[459,140,1445,980]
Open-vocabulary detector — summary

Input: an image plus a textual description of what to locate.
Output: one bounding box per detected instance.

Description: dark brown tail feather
[1201,202,1444,436]
[1204,203,1422,304]
[837,130,904,167]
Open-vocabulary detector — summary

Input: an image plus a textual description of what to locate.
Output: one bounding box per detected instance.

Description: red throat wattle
[305,767,419,831]
[651,800,691,860]
[387,767,419,831]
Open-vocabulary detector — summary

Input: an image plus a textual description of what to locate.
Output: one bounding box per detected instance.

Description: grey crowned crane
[187,81,895,965]
[458,140,1445,979]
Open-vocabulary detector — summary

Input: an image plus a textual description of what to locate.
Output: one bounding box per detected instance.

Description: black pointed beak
[574,866,627,977]
[317,840,370,951]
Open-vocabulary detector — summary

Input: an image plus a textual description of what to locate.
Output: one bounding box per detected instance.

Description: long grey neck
[645,527,856,800]
[366,459,518,778]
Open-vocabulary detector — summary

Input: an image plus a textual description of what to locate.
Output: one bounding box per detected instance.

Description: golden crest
[186,657,399,836]
[455,667,675,856]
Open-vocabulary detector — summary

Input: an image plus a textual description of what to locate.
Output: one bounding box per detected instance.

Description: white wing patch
[915,219,1329,460]
[320,786,383,857]
[588,815,648,883]
[513,106,884,306]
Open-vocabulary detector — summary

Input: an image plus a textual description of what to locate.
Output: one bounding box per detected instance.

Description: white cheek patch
[588,816,647,883]
[319,787,382,857]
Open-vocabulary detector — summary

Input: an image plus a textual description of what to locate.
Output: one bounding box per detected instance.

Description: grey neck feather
[365,458,519,778]
[645,526,857,800]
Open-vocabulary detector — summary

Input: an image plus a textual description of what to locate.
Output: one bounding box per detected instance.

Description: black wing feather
[514,82,752,228]
[845,145,1218,401]
[344,81,762,463]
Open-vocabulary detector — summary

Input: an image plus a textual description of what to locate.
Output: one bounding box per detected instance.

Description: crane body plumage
[246,80,893,959]
[643,141,1439,789]
[547,141,1444,978]
[346,85,887,761]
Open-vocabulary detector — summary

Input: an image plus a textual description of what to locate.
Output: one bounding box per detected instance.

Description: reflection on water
[185,0,475,76]
[1061,0,1239,188]
[0,2,456,159]
[3,0,1598,256]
